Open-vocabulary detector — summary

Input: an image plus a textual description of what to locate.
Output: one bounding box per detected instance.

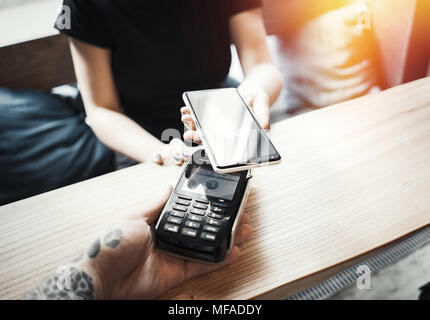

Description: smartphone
[183,88,282,173]
[155,150,252,263]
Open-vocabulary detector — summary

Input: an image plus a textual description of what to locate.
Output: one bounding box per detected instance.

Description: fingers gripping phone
[183,88,282,173]
[155,150,252,263]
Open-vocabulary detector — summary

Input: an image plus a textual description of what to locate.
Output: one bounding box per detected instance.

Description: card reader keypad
[162,196,231,242]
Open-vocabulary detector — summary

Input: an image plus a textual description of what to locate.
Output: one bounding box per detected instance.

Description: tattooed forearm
[85,228,122,260]
[103,228,123,248]
[24,227,123,300]
[87,238,101,259]
[23,267,94,300]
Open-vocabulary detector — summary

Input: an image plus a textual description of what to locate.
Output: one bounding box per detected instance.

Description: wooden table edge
[249,224,430,300]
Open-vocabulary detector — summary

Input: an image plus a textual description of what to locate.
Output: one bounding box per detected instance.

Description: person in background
[265,0,379,113]
[56,0,282,167]
[24,187,252,300]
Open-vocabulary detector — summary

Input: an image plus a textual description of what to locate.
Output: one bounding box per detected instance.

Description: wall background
[0,0,36,9]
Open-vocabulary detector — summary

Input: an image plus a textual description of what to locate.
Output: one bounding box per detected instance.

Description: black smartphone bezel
[183,89,282,171]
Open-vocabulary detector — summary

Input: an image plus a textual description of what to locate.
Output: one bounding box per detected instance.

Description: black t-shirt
[56,0,261,139]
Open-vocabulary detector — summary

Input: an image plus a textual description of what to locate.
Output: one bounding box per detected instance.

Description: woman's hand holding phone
[180,85,271,144]
[181,106,201,144]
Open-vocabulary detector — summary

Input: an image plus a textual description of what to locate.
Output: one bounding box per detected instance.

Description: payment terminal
[155,149,252,263]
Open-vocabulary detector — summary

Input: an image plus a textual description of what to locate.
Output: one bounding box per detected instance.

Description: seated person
[23,187,253,300]
[0,0,282,205]
[57,0,283,166]
[266,0,380,112]
[0,85,116,205]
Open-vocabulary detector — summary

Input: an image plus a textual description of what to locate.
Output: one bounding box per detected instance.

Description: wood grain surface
[1,77,430,300]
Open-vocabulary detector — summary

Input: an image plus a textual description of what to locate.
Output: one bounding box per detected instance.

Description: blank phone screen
[185,88,280,169]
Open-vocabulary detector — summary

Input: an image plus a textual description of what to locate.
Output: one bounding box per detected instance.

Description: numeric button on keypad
[185,221,201,229]
[190,208,205,216]
[170,211,185,218]
[175,198,190,206]
[208,212,223,220]
[210,206,226,214]
[164,224,179,233]
[188,214,203,222]
[172,204,188,212]
[206,218,221,226]
[193,203,208,210]
[201,232,216,241]
[203,225,219,233]
[167,216,182,225]
[182,228,197,238]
